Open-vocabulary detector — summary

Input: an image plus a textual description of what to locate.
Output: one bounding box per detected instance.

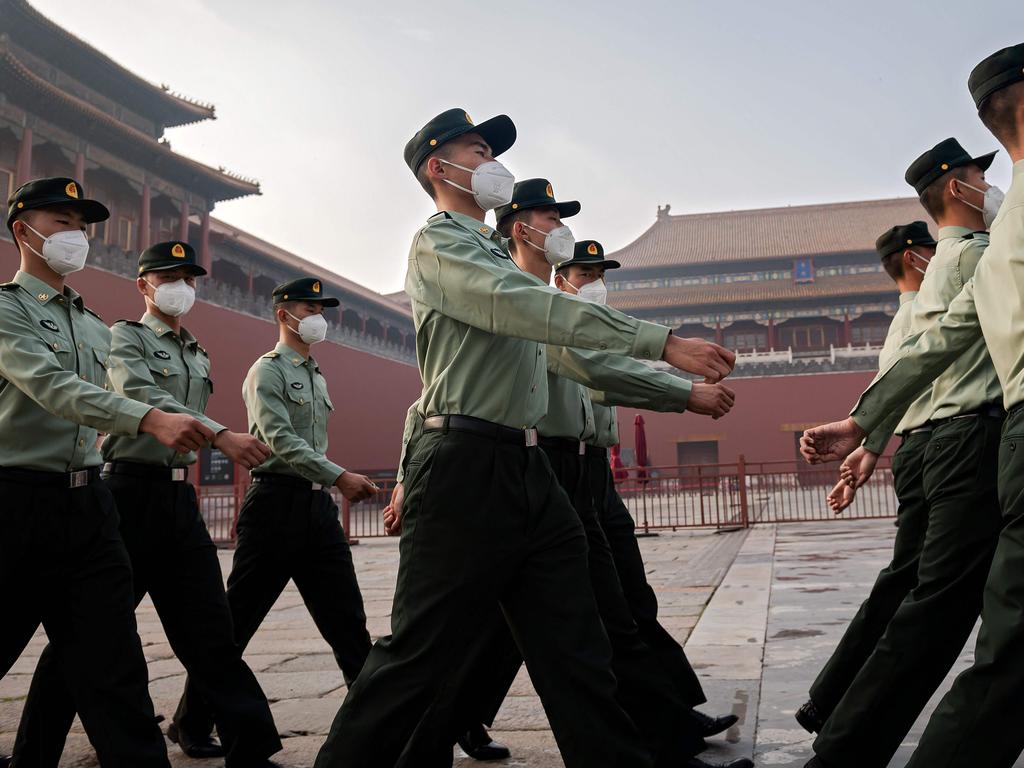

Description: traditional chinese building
[0,0,420,474]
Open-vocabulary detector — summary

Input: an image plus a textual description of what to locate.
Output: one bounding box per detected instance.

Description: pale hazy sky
[32,0,1023,294]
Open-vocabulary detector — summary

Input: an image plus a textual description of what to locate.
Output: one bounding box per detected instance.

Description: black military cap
[555,240,621,271]
[6,177,109,231]
[272,277,339,307]
[404,108,516,174]
[904,138,997,195]
[875,221,937,260]
[137,240,207,277]
[969,43,1024,109]
[494,178,581,225]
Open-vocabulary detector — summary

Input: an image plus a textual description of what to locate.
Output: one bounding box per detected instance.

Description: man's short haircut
[881,250,906,281]
[979,81,1024,146]
[919,165,969,221]
[415,143,455,199]
[496,209,530,239]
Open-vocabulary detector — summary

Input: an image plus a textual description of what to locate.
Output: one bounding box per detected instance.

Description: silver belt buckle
[170,468,187,482]
[578,441,586,455]
[311,482,324,491]
[69,470,90,489]
[524,428,538,447]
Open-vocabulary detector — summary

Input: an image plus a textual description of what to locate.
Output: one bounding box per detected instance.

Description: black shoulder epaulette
[0,282,20,292]
[197,345,209,357]
[83,306,104,322]
[114,319,145,327]
[260,351,280,360]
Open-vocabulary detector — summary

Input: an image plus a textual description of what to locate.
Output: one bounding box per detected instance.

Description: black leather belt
[931,403,1006,428]
[423,415,538,447]
[251,472,326,491]
[585,444,609,458]
[900,425,934,437]
[102,461,188,482]
[539,436,586,455]
[0,465,101,489]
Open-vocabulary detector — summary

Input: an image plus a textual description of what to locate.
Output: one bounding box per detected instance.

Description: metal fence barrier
[197,456,896,545]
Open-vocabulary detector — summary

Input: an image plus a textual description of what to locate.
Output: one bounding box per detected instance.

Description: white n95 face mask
[522,222,575,267]
[956,181,1006,228]
[567,279,608,305]
[287,311,328,344]
[439,159,515,210]
[22,221,90,275]
[146,278,196,317]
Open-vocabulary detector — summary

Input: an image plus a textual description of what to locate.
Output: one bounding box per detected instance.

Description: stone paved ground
[1,520,1015,767]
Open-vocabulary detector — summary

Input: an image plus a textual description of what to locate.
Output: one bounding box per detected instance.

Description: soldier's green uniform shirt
[244,341,344,486]
[542,346,692,441]
[0,271,152,471]
[102,312,224,467]
[590,401,619,449]
[861,291,917,453]
[405,210,670,431]
[854,160,1024,430]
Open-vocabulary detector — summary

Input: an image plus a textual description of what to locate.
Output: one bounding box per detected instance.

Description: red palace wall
[617,371,891,468]
[0,242,423,475]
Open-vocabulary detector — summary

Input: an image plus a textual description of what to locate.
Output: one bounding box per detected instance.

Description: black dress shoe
[457,723,511,761]
[691,708,740,738]
[0,755,12,768]
[685,758,754,768]
[794,699,825,734]
[166,721,226,759]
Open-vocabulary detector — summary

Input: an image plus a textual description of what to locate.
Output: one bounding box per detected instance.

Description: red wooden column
[16,127,33,185]
[74,151,86,184]
[715,321,723,346]
[767,318,776,349]
[200,210,211,274]
[139,183,152,251]
[843,313,852,346]
[178,201,190,241]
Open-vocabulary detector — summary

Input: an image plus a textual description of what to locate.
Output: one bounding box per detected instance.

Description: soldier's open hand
[336,471,379,503]
[827,478,857,515]
[140,410,215,453]
[800,418,867,464]
[213,430,271,470]
[686,383,736,419]
[661,336,736,383]
[839,446,879,489]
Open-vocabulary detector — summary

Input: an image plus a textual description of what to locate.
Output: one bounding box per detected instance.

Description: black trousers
[588,452,707,708]
[0,472,169,768]
[813,415,1005,767]
[393,438,705,768]
[174,478,371,738]
[11,471,281,767]
[907,406,1024,768]
[807,431,931,720]
[313,428,653,768]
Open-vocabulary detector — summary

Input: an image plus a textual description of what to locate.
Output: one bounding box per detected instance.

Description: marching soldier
[173,276,378,748]
[0,178,219,766]
[314,108,736,768]
[558,240,741,740]
[8,241,282,766]
[792,222,936,736]
[801,44,1024,768]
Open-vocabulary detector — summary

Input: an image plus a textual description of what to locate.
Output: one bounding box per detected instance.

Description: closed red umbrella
[634,414,648,482]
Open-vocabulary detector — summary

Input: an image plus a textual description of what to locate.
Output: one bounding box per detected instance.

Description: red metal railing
[197,457,896,545]
[615,456,896,532]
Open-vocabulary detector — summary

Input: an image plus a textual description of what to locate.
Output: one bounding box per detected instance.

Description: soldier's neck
[937,208,985,232]
[147,303,181,335]
[19,254,65,294]
[896,275,923,294]
[434,189,487,222]
[510,247,552,283]
[280,330,310,360]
